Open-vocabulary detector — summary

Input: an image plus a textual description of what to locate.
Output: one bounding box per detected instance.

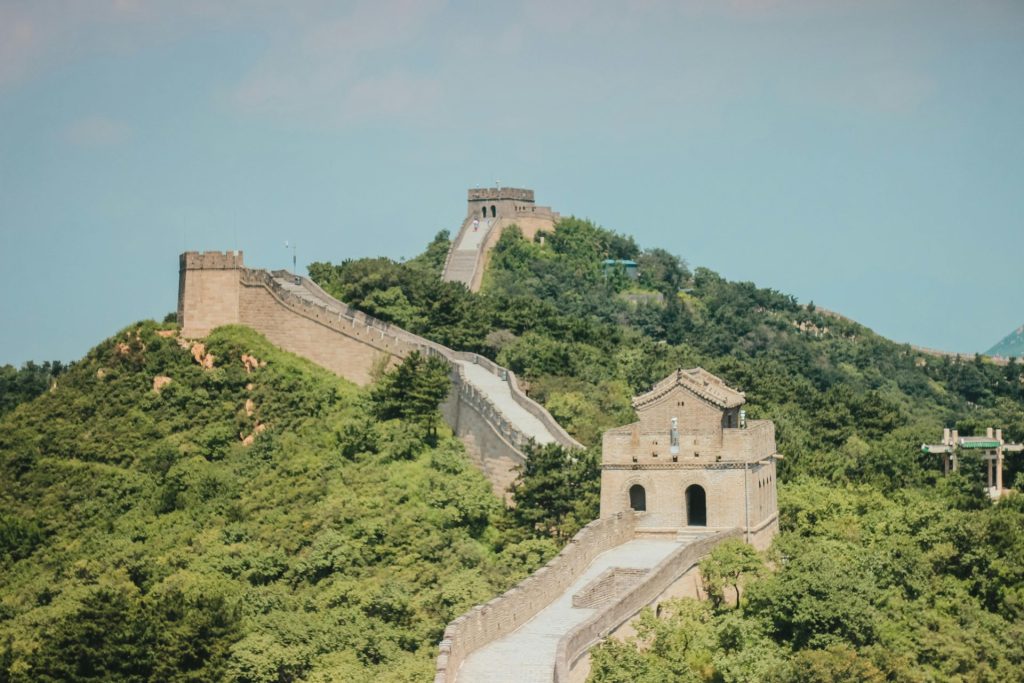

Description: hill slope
[0,323,552,682]
[987,324,1024,358]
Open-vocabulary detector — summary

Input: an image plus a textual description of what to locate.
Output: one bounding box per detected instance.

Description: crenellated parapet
[179,250,244,270]
[468,187,535,202]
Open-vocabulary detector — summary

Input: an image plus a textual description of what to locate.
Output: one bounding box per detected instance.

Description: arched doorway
[685,485,706,526]
[629,484,647,512]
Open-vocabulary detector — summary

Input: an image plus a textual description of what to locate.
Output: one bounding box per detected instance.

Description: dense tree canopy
[0,324,555,682]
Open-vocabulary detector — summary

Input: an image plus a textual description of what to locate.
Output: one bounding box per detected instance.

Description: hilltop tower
[468,187,535,221]
[177,251,243,338]
[443,187,561,291]
[600,368,780,549]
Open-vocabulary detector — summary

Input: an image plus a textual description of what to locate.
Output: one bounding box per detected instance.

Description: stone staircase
[443,250,479,286]
[442,217,493,287]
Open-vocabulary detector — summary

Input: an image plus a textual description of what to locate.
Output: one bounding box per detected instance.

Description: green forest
[2,216,1023,681]
[0,325,558,681]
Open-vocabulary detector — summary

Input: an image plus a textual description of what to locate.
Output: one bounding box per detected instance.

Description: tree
[699,539,764,609]
[369,352,451,434]
[510,443,599,540]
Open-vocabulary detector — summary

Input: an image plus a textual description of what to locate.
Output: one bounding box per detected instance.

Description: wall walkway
[436,522,739,683]
[441,211,558,292]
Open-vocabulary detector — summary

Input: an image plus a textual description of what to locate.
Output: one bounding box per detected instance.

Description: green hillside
[987,324,1024,359]
[2,216,1023,683]
[309,218,1024,682]
[0,323,554,682]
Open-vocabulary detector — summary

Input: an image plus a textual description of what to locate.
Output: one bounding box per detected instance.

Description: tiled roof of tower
[632,367,746,411]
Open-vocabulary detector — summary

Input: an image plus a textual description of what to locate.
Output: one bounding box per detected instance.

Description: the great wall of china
[177,188,784,682]
[177,251,581,497]
[179,187,1012,681]
[442,187,560,291]
[177,248,751,682]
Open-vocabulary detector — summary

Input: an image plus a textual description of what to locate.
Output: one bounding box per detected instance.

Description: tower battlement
[177,251,243,337]
[179,251,244,271]
[468,187,534,202]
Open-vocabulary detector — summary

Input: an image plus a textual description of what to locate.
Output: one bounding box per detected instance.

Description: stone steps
[443,251,479,286]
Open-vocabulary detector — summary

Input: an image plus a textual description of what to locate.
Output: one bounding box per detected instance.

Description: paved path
[442,218,493,286]
[456,361,557,444]
[455,539,682,683]
[455,219,491,252]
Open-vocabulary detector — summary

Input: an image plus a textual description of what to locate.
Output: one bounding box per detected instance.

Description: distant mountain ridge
[986,324,1024,358]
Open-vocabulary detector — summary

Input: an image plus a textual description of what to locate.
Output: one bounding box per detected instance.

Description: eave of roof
[633,367,745,410]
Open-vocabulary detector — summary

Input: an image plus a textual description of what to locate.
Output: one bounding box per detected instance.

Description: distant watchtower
[600,368,780,549]
[467,187,536,221]
[444,187,561,291]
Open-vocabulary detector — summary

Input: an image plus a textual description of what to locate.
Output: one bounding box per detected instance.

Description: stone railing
[909,344,1010,367]
[506,367,583,449]
[451,365,530,452]
[434,512,640,683]
[450,351,582,451]
[552,528,741,682]
[467,222,494,289]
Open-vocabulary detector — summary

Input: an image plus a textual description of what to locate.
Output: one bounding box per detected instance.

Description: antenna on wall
[284,240,298,284]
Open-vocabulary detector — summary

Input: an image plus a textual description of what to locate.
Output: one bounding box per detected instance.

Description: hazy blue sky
[1,0,1022,365]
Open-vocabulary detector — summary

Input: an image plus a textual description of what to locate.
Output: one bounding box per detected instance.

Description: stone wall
[433,512,640,683]
[238,273,407,384]
[599,461,778,535]
[441,372,526,498]
[553,528,742,683]
[179,252,580,495]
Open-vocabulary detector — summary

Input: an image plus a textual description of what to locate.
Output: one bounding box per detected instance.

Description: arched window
[629,484,647,512]
[685,484,706,526]
[490,205,497,217]
[481,207,487,218]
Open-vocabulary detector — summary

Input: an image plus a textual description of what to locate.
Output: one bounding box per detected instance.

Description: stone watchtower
[600,368,780,549]
[177,251,244,338]
[467,187,536,221]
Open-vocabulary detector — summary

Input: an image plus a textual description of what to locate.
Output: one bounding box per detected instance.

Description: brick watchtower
[177,251,244,338]
[600,368,780,549]
[467,187,536,221]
